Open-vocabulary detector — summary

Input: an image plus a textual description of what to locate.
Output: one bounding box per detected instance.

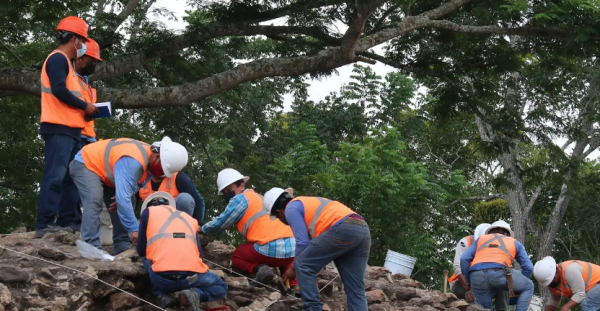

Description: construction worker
[460,220,534,311]
[201,169,297,287]
[450,223,490,298]
[36,16,101,238]
[137,193,227,310]
[533,257,600,311]
[137,171,206,225]
[69,137,188,255]
[72,38,102,229]
[264,187,371,311]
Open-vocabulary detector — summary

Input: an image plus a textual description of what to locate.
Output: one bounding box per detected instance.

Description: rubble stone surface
[0,232,485,311]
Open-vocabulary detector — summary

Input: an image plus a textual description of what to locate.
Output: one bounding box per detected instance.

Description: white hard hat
[216,168,249,195]
[486,220,514,237]
[534,256,557,287]
[474,223,492,240]
[140,191,176,214]
[263,187,294,219]
[158,136,188,177]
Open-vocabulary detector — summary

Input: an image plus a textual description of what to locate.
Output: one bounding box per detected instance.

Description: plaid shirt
[202,189,295,258]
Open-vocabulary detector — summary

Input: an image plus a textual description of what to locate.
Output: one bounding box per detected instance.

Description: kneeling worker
[449,223,490,299]
[138,170,206,225]
[264,187,371,311]
[137,192,227,310]
[460,220,534,311]
[534,257,600,311]
[202,169,297,287]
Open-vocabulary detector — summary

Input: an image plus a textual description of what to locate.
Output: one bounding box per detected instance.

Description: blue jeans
[581,284,600,311]
[69,160,131,255]
[36,134,81,229]
[471,268,534,311]
[142,258,227,301]
[295,220,371,311]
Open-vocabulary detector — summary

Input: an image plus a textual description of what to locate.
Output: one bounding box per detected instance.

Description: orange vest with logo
[145,205,208,273]
[550,261,600,297]
[235,190,294,244]
[81,138,151,188]
[448,235,475,283]
[291,196,356,239]
[40,50,87,128]
[471,234,517,267]
[79,76,97,138]
[139,172,181,201]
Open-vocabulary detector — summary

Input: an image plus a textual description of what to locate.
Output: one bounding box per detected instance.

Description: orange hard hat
[84,39,102,61]
[56,16,89,41]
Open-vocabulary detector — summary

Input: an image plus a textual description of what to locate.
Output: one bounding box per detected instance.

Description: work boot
[252,264,274,287]
[35,225,74,238]
[158,294,177,308]
[176,289,201,311]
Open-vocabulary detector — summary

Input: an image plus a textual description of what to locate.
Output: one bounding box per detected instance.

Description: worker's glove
[464,290,475,303]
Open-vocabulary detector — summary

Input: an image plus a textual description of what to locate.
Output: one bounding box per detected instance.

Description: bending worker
[534,257,600,311]
[264,187,371,311]
[36,16,100,237]
[460,220,534,311]
[69,137,188,255]
[201,169,297,287]
[72,38,102,229]
[449,223,490,298]
[138,170,206,225]
[137,193,227,310]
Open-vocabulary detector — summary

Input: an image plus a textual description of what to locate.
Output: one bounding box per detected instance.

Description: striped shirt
[202,189,295,258]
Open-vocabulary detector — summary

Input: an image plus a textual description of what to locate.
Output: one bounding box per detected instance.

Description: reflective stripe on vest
[240,193,266,236]
[470,234,517,267]
[104,139,149,185]
[235,190,294,244]
[40,81,83,98]
[139,173,180,202]
[556,261,600,296]
[477,234,514,263]
[309,197,332,238]
[147,206,197,247]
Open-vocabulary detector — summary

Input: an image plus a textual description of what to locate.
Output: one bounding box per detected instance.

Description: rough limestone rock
[0,231,482,311]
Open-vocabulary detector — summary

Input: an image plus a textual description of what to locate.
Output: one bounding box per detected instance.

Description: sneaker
[252,264,274,287]
[158,294,177,308]
[176,289,201,311]
[35,225,73,238]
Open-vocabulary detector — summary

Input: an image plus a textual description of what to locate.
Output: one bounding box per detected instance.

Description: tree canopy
[2,0,600,289]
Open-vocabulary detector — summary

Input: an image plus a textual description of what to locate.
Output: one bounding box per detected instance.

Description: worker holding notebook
[36,16,100,238]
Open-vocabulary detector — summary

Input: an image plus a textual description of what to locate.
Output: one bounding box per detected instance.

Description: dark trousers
[36,134,81,229]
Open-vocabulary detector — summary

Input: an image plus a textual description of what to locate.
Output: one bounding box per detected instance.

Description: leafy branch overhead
[1,0,599,108]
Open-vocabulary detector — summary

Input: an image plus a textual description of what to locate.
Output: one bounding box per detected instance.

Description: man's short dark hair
[147,197,169,207]
[57,31,83,45]
[271,192,292,215]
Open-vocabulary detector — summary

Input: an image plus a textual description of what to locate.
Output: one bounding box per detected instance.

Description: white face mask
[76,41,87,58]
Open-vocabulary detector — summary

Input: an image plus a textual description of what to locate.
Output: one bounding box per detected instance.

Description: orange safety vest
[139,172,181,202]
[550,261,600,297]
[470,234,517,267]
[235,190,294,244]
[291,196,356,239]
[81,138,151,188]
[79,76,97,138]
[40,50,87,128]
[448,235,475,283]
[145,205,208,273]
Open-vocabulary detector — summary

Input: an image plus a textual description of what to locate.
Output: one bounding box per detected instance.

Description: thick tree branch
[341,0,383,61]
[425,20,600,39]
[98,48,352,108]
[367,4,400,35]
[108,0,143,34]
[466,194,505,201]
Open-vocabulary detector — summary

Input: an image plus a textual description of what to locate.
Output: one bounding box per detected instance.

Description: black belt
[159,273,194,281]
[483,268,503,271]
